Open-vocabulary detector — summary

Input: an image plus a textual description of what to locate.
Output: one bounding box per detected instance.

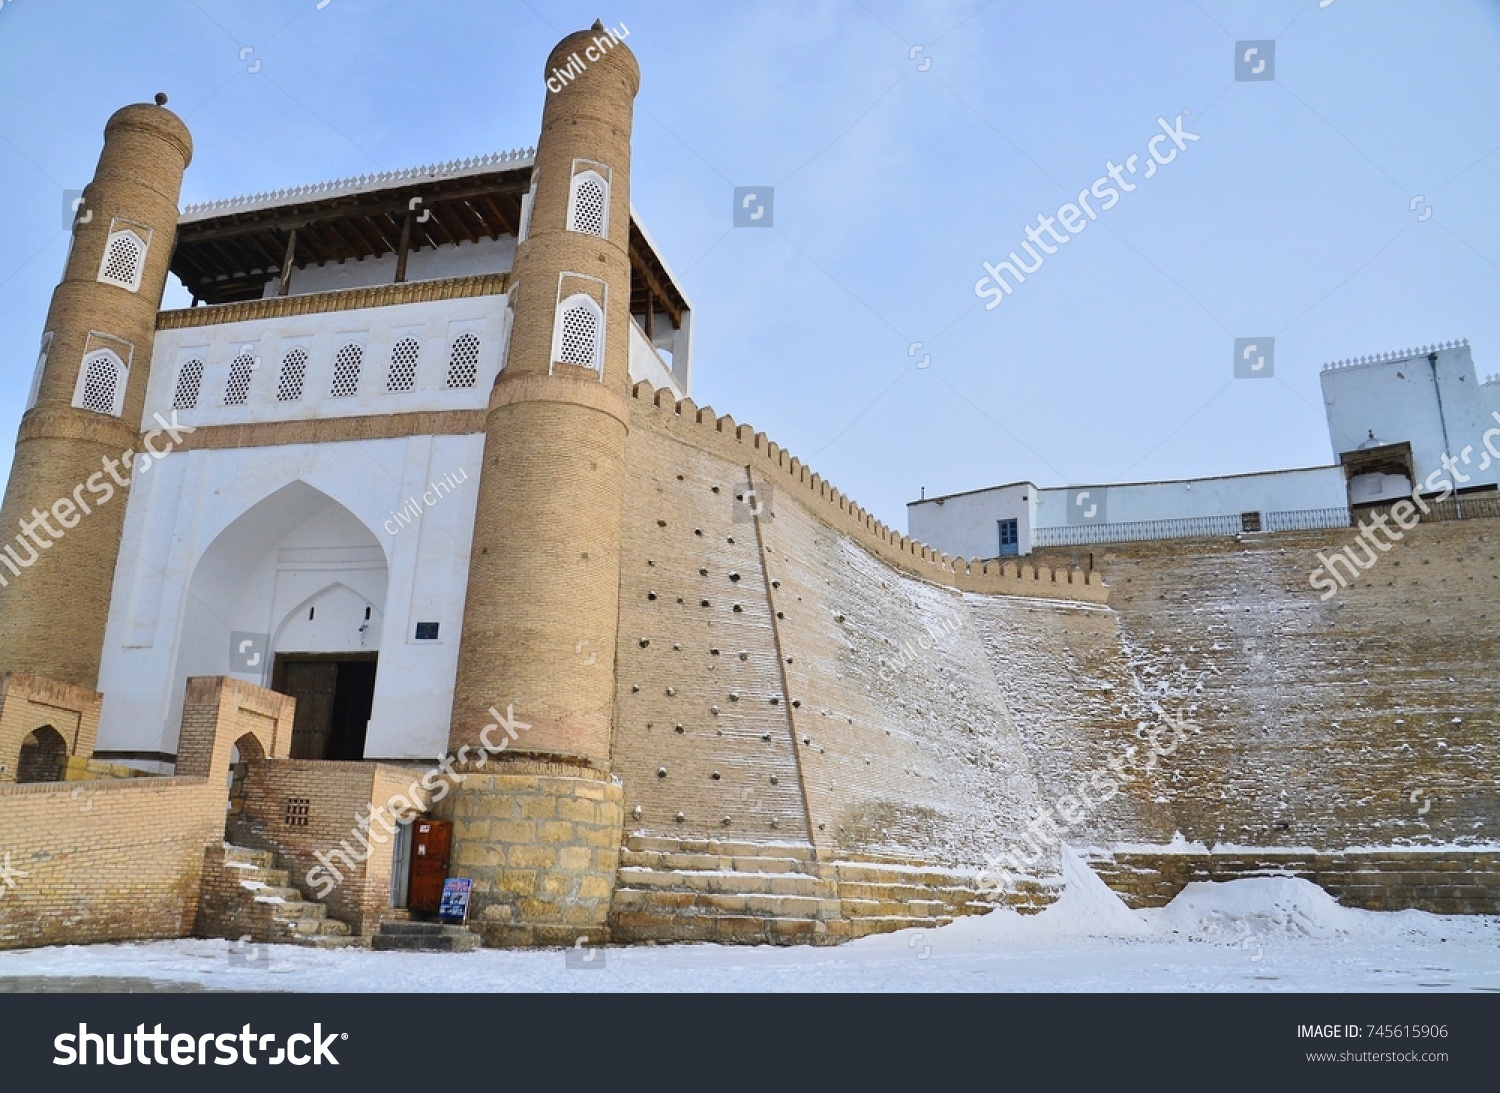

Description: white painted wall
[1322,343,1500,490]
[1032,466,1348,528]
[907,482,1034,562]
[96,433,483,766]
[257,235,517,298]
[629,317,682,396]
[148,294,510,429]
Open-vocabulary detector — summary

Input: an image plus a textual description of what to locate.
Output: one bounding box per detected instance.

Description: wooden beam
[394,211,413,284]
[629,241,683,327]
[278,229,297,296]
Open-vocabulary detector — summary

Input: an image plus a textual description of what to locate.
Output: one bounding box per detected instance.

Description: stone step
[826,861,976,888]
[294,935,371,951]
[269,901,328,921]
[625,836,816,862]
[840,897,952,919]
[610,909,836,946]
[616,867,835,898]
[844,915,954,939]
[245,885,305,903]
[619,849,810,874]
[836,879,979,905]
[283,916,350,937]
[372,924,479,953]
[223,846,276,870]
[612,888,840,920]
[377,921,477,938]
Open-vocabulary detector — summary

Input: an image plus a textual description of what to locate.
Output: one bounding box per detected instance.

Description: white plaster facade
[96,431,484,767]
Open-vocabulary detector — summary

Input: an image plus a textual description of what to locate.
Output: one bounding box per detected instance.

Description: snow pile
[1141,876,1476,942]
[1022,846,1155,939]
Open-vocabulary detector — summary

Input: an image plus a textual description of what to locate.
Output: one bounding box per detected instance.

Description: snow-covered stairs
[199,845,364,949]
[608,836,995,945]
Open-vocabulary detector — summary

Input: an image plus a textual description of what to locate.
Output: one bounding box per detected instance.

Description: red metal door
[408,819,452,916]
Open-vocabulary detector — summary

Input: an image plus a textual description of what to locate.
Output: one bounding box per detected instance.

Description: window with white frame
[173,358,205,410]
[224,352,257,405]
[330,343,363,398]
[75,349,125,416]
[554,294,602,370]
[276,348,308,401]
[387,336,420,392]
[26,333,52,410]
[445,333,480,388]
[97,229,147,292]
[567,169,609,238]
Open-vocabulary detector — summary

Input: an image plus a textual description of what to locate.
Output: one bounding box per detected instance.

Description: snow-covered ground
[3,851,1496,992]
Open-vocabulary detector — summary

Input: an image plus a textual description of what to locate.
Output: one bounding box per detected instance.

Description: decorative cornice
[156,273,512,330]
[1322,339,1468,373]
[179,149,537,222]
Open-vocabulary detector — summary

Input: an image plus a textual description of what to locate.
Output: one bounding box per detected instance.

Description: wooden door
[282,661,338,760]
[409,819,452,916]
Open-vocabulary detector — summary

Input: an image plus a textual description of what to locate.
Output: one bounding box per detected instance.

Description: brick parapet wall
[0,775,221,949]
[627,382,1107,603]
[0,671,103,783]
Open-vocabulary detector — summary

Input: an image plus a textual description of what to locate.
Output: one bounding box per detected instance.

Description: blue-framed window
[998,518,1019,556]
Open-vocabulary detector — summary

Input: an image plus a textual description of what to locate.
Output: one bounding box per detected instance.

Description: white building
[910,340,1497,559]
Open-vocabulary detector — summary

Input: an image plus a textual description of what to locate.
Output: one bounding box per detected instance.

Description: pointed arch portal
[177,481,389,760]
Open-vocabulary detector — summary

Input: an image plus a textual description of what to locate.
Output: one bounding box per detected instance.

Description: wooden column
[395,211,413,283]
[277,228,297,296]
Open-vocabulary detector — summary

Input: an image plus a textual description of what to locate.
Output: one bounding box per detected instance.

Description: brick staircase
[608,836,1011,945]
[199,844,365,949]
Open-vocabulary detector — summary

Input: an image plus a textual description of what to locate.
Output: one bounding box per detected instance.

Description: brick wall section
[0,672,102,783]
[1087,850,1500,914]
[613,431,810,840]
[612,420,1066,873]
[0,776,221,949]
[176,675,294,779]
[1033,521,1500,848]
[226,758,428,935]
[625,384,1107,603]
[435,759,625,947]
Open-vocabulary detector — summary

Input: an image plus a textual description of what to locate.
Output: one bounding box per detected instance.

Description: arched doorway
[16,726,68,783]
[174,481,389,762]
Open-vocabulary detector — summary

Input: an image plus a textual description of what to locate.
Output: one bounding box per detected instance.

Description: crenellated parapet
[627,382,1108,603]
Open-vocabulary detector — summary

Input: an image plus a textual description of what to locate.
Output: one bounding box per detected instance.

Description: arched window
[98,229,147,292]
[224,352,256,405]
[16,726,68,784]
[330,343,363,398]
[445,333,480,388]
[276,347,308,401]
[387,336,420,392]
[26,333,52,410]
[173,358,204,410]
[554,294,603,370]
[75,349,125,416]
[567,170,609,238]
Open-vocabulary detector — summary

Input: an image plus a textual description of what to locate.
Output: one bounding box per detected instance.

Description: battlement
[627,382,1108,603]
[1321,338,1468,372]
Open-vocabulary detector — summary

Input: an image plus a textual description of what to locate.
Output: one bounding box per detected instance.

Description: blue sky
[1,0,1496,531]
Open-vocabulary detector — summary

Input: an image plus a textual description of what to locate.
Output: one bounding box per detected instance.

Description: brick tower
[441,24,637,944]
[0,99,192,686]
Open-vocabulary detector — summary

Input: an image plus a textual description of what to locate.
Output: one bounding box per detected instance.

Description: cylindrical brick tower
[0,100,192,687]
[450,24,638,761]
[441,24,637,946]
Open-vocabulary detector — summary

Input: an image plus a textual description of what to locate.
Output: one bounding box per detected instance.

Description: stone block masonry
[433,759,624,947]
